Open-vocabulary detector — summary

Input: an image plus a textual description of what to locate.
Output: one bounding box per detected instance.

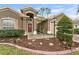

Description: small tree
[38,8,45,33]
[45,8,51,18]
[56,15,73,49]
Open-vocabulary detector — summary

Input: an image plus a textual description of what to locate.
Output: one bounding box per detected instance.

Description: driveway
[73,34,79,43]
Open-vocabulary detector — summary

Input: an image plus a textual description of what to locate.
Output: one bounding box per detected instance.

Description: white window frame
[1,17,15,29]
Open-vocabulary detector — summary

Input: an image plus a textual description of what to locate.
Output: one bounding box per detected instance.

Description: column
[23,18,27,35]
[47,20,51,34]
[33,17,37,34]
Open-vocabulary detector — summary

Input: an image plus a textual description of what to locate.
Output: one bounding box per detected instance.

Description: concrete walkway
[0,43,79,55]
[28,34,54,39]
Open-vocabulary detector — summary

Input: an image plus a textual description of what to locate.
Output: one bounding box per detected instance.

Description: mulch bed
[0,36,79,51]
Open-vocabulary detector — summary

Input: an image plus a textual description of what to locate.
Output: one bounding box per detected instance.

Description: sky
[0,4,78,19]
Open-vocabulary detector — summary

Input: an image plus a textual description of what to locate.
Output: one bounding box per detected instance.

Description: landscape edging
[0,43,79,55]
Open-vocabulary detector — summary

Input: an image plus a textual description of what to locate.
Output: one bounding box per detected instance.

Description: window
[28,18,32,21]
[26,13,34,22]
[26,13,34,18]
[2,18,14,29]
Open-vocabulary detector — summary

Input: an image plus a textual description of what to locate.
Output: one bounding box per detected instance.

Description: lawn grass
[73,51,79,55]
[1,44,79,55]
[0,44,37,55]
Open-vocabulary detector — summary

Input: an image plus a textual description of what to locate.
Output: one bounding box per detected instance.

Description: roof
[0,7,29,18]
[73,19,79,25]
[35,15,46,23]
[48,13,72,22]
[48,13,64,19]
[19,12,29,17]
[38,13,72,24]
[21,7,38,14]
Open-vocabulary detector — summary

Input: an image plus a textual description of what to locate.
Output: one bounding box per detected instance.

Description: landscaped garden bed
[0,36,79,52]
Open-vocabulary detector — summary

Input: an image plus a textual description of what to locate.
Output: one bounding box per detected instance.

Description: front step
[27,34,54,39]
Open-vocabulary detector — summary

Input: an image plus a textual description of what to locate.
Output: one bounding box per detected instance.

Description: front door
[28,23,32,32]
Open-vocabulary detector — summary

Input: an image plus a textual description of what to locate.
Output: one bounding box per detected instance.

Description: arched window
[26,13,34,22]
[2,18,14,29]
[26,13,34,18]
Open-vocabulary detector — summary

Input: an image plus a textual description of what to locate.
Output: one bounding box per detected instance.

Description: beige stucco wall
[37,20,48,33]
[0,10,23,30]
[49,21,57,34]
[48,14,64,34]
[42,21,48,33]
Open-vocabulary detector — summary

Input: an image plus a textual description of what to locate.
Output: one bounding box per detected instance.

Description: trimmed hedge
[56,15,73,48]
[0,29,25,37]
[74,28,79,34]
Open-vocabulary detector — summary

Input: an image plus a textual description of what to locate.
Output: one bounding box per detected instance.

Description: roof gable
[0,7,28,18]
[21,7,38,14]
[49,13,72,22]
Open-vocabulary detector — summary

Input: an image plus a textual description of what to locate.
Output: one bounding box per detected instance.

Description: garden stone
[40,42,43,45]
[28,42,32,45]
[32,39,36,42]
[49,43,54,46]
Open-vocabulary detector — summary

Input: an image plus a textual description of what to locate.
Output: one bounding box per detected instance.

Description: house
[0,7,39,35]
[73,18,79,29]
[37,13,72,35]
[0,7,74,35]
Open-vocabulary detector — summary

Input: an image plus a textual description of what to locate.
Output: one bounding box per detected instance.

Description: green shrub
[0,29,25,37]
[56,14,73,48]
[74,28,79,34]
